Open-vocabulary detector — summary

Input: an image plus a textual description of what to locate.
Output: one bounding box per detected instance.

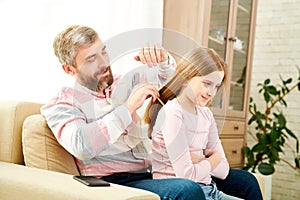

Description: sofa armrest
[0,100,43,164]
[0,162,159,200]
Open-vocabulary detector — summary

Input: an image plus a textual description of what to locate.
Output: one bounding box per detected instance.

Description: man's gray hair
[53,25,99,66]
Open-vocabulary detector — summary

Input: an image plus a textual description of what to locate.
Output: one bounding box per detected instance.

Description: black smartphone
[73,176,110,187]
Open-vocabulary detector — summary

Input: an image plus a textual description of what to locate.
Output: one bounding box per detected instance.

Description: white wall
[0,0,163,103]
[250,0,300,199]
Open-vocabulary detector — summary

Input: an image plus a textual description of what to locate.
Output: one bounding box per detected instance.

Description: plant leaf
[263,92,270,103]
[248,115,256,125]
[242,146,250,156]
[264,79,270,85]
[284,78,292,84]
[277,113,286,128]
[285,78,293,84]
[270,129,279,142]
[284,128,299,153]
[285,127,298,140]
[267,86,278,95]
[253,143,266,152]
[295,155,300,169]
[270,147,279,162]
[260,134,270,145]
[279,99,287,107]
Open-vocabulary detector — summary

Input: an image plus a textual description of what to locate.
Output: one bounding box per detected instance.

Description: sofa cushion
[22,114,80,175]
[0,161,160,200]
[0,100,42,164]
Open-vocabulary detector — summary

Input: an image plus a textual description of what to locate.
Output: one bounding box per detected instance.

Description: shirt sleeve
[157,53,176,85]
[158,104,212,182]
[40,92,132,161]
[205,111,230,179]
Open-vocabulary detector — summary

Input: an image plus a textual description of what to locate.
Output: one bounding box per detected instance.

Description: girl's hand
[190,152,205,164]
[206,152,222,170]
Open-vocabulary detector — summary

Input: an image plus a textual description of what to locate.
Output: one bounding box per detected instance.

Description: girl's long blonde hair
[144,47,227,138]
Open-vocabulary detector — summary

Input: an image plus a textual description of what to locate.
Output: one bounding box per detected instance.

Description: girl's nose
[209,87,217,98]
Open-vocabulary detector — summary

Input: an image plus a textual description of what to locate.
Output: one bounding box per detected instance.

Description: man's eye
[204,82,211,86]
[87,56,96,62]
[102,51,107,56]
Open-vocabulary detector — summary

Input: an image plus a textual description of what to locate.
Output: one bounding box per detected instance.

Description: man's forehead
[88,42,106,54]
[75,39,106,63]
[80,40,105,56]
[97,44,107,51]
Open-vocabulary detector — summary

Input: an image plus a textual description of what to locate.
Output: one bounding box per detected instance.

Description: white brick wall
[250,0,300,199]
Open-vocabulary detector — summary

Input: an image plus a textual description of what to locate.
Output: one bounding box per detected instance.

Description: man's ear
[62,64,75,75]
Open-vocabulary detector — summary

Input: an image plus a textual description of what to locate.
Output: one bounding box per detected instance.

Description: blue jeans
[102,172,205,200]
[102,169,262,200]
[200,180,243,200]
[214,169,263,200]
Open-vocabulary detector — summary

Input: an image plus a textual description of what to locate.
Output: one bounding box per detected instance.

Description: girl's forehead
[201,71,224,83]
[204,70,224,77]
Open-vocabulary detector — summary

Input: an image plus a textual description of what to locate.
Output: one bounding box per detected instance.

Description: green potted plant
[243,67,300,176]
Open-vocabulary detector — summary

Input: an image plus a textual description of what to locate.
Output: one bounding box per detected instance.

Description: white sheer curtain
[0,0,163,103]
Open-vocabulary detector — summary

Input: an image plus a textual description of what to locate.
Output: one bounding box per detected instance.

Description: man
[41,25,262,200]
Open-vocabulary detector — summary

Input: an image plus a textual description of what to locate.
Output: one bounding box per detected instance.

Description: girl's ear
[62,64,75,76]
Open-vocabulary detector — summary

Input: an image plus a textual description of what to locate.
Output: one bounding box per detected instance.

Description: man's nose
[98,54,110,65]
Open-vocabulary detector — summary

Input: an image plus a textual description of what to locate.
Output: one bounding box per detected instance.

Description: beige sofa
[0,100,159,200]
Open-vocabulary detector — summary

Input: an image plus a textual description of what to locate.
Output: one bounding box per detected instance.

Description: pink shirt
[41,62,175,177]
[151,98,229,184]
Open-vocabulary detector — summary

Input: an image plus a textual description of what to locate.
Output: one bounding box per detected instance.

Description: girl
[144,47,243,200]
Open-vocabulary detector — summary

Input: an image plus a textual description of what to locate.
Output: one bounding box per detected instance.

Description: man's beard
[97,66,114,90]
[76,66,114,91]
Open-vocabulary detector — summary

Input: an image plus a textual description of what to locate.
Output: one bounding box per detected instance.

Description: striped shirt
[151,98,229,185]
[41,62,174,177]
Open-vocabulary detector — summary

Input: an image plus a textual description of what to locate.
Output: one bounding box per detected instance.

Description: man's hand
[126,83,160,116]
[134,44,168,67]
